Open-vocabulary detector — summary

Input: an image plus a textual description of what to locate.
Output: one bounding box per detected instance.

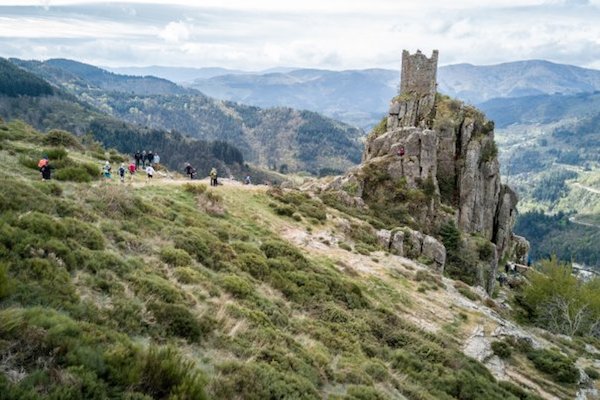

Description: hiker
[128,162,136,181]
[38,156,49,180]
[244,175,252,185]
[134,151,141,169]
[153,152,160,168]
[141,151,147,168]
[145,164,155,183]
[103,161,112,180]
[184,163,195,180]
[147,151,154,166]
[498,272,508,287]
[210,167,218,187]
[118,163,126,183]
[40,159,52,181]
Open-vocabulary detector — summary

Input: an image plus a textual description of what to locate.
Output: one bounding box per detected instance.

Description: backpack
[38,159,48,168]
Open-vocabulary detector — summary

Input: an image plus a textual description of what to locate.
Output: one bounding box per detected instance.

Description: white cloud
[159,21,191,43]
[0,1,598,70]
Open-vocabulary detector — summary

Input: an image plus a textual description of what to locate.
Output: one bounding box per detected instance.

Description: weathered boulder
[390,230,405,255]
[376,229,392,250]
[422,235,446,272]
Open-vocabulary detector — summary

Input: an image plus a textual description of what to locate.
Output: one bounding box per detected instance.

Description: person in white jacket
[145,165,155,183]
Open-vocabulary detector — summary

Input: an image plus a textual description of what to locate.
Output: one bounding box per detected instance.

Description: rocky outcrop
[323,50,526,291]
[378,228,446,272]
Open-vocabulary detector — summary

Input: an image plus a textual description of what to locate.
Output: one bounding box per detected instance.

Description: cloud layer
[0,1,599,69]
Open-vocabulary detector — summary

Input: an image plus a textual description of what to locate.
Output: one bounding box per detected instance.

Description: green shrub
[64,218,105,250]
[0,263,10,299]
[220,275,254,298]
[212,361,319,400]
[148,302,202,341]
[491,340,512,359]
[173,267,203,284]
[37,181,63,197]
[345,385,387,400]
[172,228,223,267]
[480,140,499,163]
[272,203,295,217]
[159,246,192,267]
[131,274,183,304]
[238,252,269,279]
[15,211,66,238]
[43,147,68,160]
[497,381,543,400]
[55,166,93,182]
[43,129,82,149]
[527,348,578,384]
[137,346,207,399]
[78,250,130,274]
[183,183,207,195]
[585,367,599,380]
[18,155,39,170]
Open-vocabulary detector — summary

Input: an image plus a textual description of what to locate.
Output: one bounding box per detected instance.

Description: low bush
[585,367,599,380]
[526,348,579,384]
[159,246,192,267]
[43,147,68,160]
[491,340,512,359]
[55,166,93,182]
[148,302,202,341]
[0,263,10,299]
[136,346,208,399]
[130,273,184,304]
[43,129,82,149]
[220,275,254,298]
[238,253,269,279]
[212,361,319,400]
[64,218,105,250]
[173,267,203,284]
[183,183,207,195]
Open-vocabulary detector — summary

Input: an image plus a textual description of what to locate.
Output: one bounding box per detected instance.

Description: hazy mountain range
[109,60,600,130]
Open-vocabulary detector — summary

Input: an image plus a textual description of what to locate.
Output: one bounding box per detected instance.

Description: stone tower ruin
[388,50,439,129]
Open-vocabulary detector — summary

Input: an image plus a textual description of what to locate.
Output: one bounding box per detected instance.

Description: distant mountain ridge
[114,60,600,130]
[9,58,363,174]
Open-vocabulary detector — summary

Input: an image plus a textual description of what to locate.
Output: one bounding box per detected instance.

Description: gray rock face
[422,235,446,272]
[376,229,392,250]
[390,230,405,255]
[383,227,446,272]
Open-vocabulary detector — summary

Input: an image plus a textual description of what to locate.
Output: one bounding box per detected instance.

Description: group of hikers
[133,150,160,170]
[38,152,236,187]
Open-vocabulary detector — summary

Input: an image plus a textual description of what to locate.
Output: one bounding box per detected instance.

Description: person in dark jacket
[141,151,147,168]
[184,163,195,179]
[40,163,52,180]
[134,151,141,169]
[147,151,154,166]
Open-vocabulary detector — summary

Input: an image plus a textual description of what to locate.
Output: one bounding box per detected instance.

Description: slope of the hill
[1,120,597,399]
[12,58,363,174]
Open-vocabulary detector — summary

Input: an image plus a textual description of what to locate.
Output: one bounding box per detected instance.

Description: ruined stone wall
[400,49,438,98]
[389,50,439,129]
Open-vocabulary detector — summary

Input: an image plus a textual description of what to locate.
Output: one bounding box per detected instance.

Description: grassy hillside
[3,119,594,399]
[12,58,363,174]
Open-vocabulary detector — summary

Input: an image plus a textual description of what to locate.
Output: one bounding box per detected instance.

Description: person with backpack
[118,163,126,183]
[141,151,147,168]
[103,161,112,181]
[39,157,52,181]
[210,167,218,186]
[134,151,141,169]
[145,164,155,183]
[184,163,195,180]
[147,151,154,166]
[128,162,136,182]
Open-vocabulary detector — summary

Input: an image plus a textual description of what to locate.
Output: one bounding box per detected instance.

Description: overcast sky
[0,0,599,70]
